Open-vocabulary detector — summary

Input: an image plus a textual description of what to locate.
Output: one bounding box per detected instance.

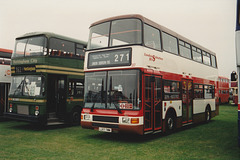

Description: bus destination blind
[88,48,132,68]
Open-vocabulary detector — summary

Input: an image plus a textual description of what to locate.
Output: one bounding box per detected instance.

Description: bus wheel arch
[70,106,82,125]
[165,108,177,132]
[205,104,211,122]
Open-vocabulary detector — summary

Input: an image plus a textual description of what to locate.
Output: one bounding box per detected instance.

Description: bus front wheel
[165,111,176,133]
[71,107,81,125]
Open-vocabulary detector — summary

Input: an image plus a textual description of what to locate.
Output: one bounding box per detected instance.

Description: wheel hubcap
[207,111,210,121]
[73,112,79,122]
[168,118,174,130]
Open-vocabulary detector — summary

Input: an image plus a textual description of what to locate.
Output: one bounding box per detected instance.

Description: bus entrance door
[182,79,193,124]
[48,75,67,119]
[143,75,162,133]
[56,77,67,118]
[0,83,9,116]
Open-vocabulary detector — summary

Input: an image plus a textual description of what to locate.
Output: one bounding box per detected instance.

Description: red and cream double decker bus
[0,48,11,116]
[218,76,230,104]
[81,14,219,135]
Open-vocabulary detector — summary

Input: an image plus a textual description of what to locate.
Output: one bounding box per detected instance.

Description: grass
[0,104,240,160]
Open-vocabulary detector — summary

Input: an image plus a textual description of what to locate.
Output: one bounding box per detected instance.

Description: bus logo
[5,70,11,76]
[119,102,133,109]
[144,53,163,62]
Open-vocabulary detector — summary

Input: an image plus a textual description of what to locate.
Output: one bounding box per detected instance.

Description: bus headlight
[84,114,90,120]
[122,117,130,123]
[9,103,13,112]
[35,111,39,116]
[35,106,39,116]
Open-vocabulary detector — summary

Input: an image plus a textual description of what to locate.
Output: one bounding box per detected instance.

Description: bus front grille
[93,115,119,123]
[17,105,29,115]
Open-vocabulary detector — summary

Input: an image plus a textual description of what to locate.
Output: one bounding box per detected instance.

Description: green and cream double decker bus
[4,32,87,125]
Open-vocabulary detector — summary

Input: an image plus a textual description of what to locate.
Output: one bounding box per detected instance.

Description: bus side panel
[162,100,182,119]
[192,99,217,123]
[162,100,183,132]
[193,99,215,114]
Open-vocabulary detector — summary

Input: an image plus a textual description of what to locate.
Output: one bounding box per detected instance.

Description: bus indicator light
[35,106,39,116]
[9,103,13,112]
[131,118,139,124]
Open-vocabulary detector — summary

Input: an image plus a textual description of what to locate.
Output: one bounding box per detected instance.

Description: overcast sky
[0,0,236,77]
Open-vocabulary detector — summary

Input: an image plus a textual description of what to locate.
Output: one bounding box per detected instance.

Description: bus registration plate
[99,127,112,132]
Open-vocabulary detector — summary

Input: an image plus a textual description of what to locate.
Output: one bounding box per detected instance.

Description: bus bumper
[4,112,46,123]
[81,121,144,135]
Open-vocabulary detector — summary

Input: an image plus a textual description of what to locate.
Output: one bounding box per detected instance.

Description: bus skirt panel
[4,112,47,123]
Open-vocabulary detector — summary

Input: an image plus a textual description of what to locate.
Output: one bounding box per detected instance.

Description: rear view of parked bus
[0,48,11,116]
[81,15,219,135]
[4,32,87,125]
[218,76,230,104]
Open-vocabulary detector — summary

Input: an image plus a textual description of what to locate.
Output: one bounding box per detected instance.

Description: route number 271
[114,53,129,62]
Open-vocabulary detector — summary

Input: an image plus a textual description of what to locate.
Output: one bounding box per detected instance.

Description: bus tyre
[165,111,176,133]
[205,107,211,122]
[71,107,81,125]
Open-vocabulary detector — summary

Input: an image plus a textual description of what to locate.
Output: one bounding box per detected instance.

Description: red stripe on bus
[0,48,12,53]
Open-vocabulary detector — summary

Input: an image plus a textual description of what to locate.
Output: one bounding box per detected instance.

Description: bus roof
[0,48,12,59]
[90,14,216,56]
[16,32,87,47]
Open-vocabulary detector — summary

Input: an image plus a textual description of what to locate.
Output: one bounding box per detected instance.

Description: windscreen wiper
[90,102,95,112]
[113,102,122,114]
[13,79,25,95]
[109,76,112,105]
[109,76,121,114]
[24,81,30,96]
